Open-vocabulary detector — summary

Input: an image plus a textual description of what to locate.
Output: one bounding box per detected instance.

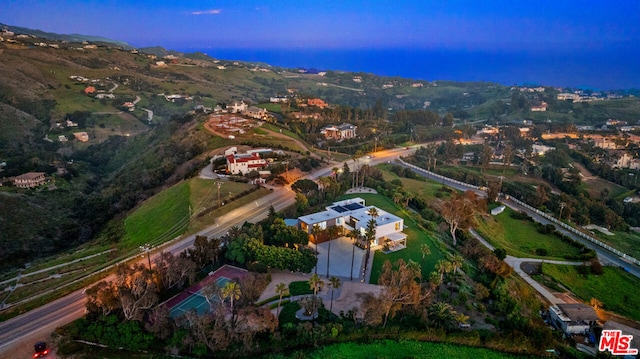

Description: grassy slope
[122,180,191,250]
[475,207,583,260]
[542,263,640,322]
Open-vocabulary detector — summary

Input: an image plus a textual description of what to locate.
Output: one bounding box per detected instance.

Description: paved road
[0,146,415,356]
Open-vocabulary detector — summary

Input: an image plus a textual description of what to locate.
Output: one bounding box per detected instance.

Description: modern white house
[297,198,407,249]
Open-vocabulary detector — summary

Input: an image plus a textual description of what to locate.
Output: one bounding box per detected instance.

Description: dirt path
[259,128,321,159]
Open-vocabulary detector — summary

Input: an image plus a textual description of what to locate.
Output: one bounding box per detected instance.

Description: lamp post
[140,243,152,270]
[215,181,222,208]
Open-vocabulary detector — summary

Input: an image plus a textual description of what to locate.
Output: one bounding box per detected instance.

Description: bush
[590,259,604,275]
[289,281,313,296]
[535,248,548,256]
[577,264,590,276]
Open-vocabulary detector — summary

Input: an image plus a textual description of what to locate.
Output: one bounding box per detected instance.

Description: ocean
[181,47,640,90]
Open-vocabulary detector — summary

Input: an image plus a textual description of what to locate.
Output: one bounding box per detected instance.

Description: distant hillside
[0,22,132,48]
[137,46,183,58]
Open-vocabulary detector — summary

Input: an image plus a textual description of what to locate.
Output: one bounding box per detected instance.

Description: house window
[395,222,400,231]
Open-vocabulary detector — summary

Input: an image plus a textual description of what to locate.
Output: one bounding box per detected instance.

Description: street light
[139,243,152,270]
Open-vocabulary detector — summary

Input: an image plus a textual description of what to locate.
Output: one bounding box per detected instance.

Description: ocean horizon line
[174,47,640,90]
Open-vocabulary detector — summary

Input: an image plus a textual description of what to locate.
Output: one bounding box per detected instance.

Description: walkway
[345,187,378,194]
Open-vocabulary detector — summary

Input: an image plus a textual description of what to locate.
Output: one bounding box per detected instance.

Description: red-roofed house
[84,86,96,95]
[307,98,328,108]
[226,153,267,175]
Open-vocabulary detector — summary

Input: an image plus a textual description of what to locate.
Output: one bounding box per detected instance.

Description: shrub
[535,248,548,256]
[289,281,313,296]
[590,259,604,275]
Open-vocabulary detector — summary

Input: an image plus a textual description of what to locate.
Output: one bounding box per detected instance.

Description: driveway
[312,236,366,281]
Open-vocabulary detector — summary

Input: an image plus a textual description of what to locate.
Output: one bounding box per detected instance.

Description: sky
[1,0,639,51]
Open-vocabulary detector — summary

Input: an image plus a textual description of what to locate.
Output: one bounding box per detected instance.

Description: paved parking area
[312,236,366,280]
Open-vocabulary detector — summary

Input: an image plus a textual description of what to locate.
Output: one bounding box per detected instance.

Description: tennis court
[169,276,231,318]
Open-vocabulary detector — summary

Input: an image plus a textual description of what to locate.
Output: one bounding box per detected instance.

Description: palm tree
[362,207,379,281]
[449,254,464,277]
[329,276,341,313]
[275,282,289,317]
[308,274,324,318]
[455,312,470,327]
[420,244,431,282]
[427,302,457,331]
[435,259,454,293]
[346,228,361,281]
[221,281,241,325]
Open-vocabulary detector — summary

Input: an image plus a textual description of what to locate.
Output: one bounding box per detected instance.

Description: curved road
[0,146,415,357]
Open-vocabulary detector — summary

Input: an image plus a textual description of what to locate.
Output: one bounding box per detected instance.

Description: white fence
[397,158,640,267]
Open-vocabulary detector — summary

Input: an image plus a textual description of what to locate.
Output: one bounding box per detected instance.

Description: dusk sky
[1,0,638,51]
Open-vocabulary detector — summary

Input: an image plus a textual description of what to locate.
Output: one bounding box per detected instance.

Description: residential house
[320,123,357,140]
[270,96,288,103]
[606,119,627,127]
[95,93,115,99]
[307,98,328,109]
[557,93,580,101]
[297,198,407,249]
[531,101,548,112]
[13,172,46,188]
[229,101,248,113]
[84,86,96,95]
[549,304,599,335]
[73,132,89,142]
[243,106,268,120]
[226,150,267,175]
[612,152,640,170]
[292,112,321,120]
[532,144,555,156]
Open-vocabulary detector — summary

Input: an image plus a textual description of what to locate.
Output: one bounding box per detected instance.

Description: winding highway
[0,147,415,357]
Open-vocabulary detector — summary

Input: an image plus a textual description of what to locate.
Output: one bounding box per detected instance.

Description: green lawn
[277,340,528,359]
[257,103,282,113]
[475,207,584,260]
[338,193,445,284]
[542,264,640,322]
[379,163,450,199]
